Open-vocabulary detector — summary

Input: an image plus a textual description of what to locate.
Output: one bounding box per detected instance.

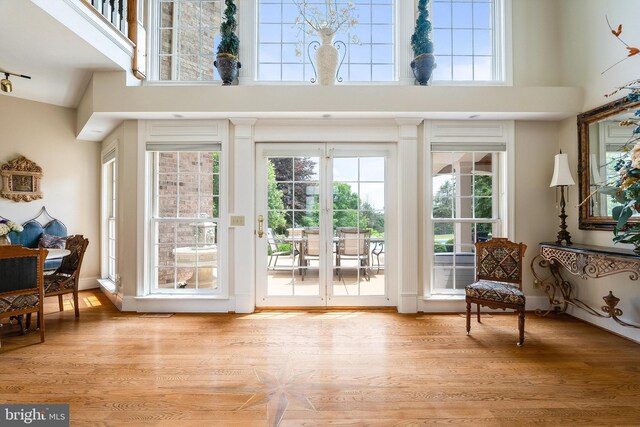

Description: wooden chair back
[0,245,47,344]
[475,237,527,288]
[55,235,89,278]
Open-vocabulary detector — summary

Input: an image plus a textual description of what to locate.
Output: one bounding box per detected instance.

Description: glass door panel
[266,155,322,299]
[256,143,395,307]
[331,155,386,298]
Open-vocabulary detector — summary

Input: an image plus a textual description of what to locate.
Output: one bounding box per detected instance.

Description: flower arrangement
[598,19,640,250]
[0,218,23,237]
[292,0,358,37]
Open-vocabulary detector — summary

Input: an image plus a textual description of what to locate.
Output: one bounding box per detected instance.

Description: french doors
[255,143,396,307]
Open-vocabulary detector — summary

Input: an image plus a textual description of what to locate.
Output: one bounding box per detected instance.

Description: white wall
[560,0,640,109]
[0,95,100,288]
[514,121,559,293]
[511,0,562,86]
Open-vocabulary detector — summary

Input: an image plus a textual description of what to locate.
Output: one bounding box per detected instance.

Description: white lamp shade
[550,153,576,187]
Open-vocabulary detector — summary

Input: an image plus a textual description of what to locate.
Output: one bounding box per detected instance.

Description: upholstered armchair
[43,235,89,318]
[465,238,527,346]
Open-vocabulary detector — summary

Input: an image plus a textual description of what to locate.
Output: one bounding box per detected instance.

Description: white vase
[0,235,10,245]
[315,28,339,86]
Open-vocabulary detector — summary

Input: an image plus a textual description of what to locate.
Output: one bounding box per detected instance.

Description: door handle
[257,215,264,238]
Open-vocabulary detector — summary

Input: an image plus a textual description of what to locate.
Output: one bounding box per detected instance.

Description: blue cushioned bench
[7,211,67,271]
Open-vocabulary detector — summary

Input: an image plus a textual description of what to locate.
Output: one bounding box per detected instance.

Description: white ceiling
[0,0,123,108]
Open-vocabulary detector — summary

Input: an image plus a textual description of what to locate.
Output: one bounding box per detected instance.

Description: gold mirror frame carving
[578,97,640,230]
[0,156,43,202]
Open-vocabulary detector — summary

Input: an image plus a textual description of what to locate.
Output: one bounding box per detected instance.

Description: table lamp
[550,151,575,245]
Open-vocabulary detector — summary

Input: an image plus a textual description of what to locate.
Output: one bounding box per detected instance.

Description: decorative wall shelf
[531,242,640,329]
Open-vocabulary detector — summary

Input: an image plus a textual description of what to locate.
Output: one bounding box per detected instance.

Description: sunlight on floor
[83,295,102,307]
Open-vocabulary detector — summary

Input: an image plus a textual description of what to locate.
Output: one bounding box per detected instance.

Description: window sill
[423,294,465,301]
[97,278,116,294]
[136,293,229,301]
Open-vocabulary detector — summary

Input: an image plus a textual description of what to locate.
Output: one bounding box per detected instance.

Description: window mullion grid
[491,0,499,81]
[449,0,454,81]
[198,0,203,80]
[195,151,202,289]
[280,1,284,81]
[471,1,476,80]
[175,153,181,290]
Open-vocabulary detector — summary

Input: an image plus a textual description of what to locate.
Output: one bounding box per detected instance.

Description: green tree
[361,201,384,235]
[267,161,287,233]
[433,179,454,236]
[333,183,367,229]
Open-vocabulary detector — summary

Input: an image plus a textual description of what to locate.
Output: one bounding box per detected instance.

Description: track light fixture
[0,70,31,93]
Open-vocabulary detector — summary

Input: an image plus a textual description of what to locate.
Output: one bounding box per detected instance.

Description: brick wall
[160,1,221,81]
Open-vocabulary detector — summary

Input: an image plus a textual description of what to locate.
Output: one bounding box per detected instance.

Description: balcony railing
[87,0,128,34]
[82,0,146,79]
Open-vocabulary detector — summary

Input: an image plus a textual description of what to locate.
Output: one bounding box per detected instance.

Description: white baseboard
[418,295,551,313]
[121,295,236,313]
[78,277,99,291]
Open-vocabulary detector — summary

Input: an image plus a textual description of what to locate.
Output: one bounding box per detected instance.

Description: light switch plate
[230,215,245,226]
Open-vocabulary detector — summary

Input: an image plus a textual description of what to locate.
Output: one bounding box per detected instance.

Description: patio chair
[43,235,89,318]
[267,228,297,269]
[371,240,384,273]
[300,228,320,280]
[465,238,527,346]
[336,228,371,281]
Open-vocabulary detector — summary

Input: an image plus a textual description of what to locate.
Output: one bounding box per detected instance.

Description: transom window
[431,0,503,82]
[257,0,394,82]
[154,0,222,81]
[148,0,505,83]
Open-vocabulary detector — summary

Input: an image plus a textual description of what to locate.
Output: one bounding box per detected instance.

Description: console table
[530,242,640,329]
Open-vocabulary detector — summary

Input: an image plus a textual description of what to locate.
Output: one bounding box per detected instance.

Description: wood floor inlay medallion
[237,365,317,427]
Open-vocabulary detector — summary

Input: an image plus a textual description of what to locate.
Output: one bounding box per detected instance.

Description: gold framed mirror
[578,97,640,230]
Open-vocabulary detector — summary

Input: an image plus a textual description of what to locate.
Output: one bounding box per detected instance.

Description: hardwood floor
[1,290,639,426]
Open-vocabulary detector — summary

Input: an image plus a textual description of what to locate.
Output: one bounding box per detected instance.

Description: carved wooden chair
[43,235,89,318]
[0,245,47,347]
[465,238,527,346]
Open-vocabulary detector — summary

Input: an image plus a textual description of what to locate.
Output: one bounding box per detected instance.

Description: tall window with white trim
[101,151,117,287]
[148,145,221,293]
[431,0,504,82]
[430,146,505,294]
